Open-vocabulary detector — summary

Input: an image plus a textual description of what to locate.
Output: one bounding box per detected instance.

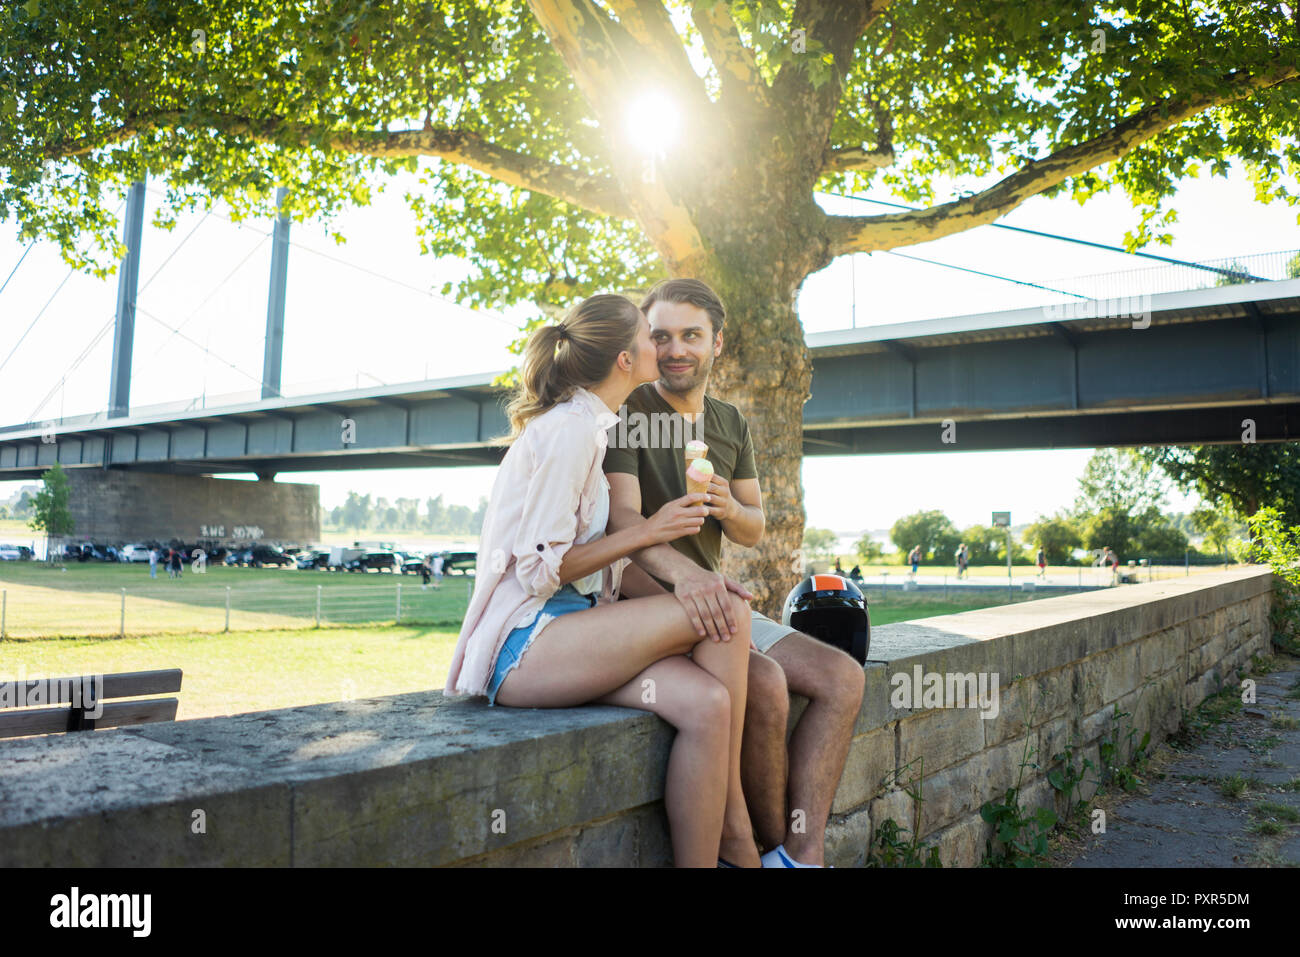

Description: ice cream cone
[684,439,709,466]
[685,458,714,496]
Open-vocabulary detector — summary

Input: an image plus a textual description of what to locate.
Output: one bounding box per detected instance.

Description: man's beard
[659,353,713,394]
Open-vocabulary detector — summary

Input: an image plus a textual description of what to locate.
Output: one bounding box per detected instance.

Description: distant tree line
[324,492,489,537]
[805,441,1300,567]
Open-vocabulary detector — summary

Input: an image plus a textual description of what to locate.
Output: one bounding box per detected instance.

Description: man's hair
[640,278,726,337]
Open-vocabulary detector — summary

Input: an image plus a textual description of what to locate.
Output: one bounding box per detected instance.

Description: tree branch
[41,111,634,220]
[690,1,769,110]
[773,0,893,117]
[826,64,1300,257]
[770,0,892,180]
[605,0,705,96]
[822,91,893,172]
[528,0,709,271]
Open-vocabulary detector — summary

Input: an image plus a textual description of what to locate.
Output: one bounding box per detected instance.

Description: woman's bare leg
[496,592,759,865]
[591,656,729,867]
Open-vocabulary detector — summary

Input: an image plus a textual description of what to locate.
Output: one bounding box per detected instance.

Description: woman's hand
[644,492,709,545]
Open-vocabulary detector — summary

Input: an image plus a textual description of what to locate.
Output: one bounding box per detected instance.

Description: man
[604,278,865,868]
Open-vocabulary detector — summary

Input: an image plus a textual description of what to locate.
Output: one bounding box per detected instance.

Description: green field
[0,559,474,638]
[0,560,1099,720]
[0,625,459,721]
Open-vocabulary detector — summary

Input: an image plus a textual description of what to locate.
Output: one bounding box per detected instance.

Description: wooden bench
[0,668,182,739]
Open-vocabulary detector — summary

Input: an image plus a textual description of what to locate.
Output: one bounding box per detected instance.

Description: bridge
[2,277,1298,480]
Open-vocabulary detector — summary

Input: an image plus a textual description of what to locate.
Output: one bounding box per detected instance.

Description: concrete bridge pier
[63,470,319,545]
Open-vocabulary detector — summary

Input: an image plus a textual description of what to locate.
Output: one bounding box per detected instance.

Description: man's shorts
[751,610,799,654]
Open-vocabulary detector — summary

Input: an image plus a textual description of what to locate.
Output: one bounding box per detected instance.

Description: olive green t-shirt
[603,382,757,589]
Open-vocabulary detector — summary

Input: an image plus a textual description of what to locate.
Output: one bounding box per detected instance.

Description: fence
[0,559,1236,640]
[0,576,477,640]
[849,560,1219,605]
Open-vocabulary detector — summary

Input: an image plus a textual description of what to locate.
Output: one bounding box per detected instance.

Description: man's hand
[703,474,741,522]
[672,562,754,642]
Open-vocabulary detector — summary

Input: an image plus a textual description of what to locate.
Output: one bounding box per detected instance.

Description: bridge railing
[1041,247,1300,303]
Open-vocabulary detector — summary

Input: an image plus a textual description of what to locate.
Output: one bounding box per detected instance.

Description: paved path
[1057,655,1300,868]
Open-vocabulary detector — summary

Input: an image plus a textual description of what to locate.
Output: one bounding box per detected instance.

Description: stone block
[825,804,873,869]
[1099,641,1143,706]
[921,814,988,868]
[868,788,921,843]
[832,727,896,814]
[898,706,985,774]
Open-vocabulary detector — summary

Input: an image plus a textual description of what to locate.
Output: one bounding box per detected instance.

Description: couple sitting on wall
[444,279,866,868]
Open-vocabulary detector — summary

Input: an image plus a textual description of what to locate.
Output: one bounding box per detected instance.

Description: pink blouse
[443,387,630,698]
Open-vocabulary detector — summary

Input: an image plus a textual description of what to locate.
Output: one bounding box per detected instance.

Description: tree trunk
[695,267,814,620]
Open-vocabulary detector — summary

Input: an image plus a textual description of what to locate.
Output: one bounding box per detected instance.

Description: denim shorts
[486,584,596,706]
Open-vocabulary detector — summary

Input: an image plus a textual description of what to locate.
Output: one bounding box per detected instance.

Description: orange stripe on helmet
[812,574,844,592]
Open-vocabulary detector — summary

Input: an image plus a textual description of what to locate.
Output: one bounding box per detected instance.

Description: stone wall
[63,470,320,545]
[0,567,1273,867]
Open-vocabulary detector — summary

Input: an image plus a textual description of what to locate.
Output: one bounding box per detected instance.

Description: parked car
[400,552,427,575]
[344,550,403,573]
[120,543,152,562]
[0,544,22,561]
[439,550,477,575]
[295,549,330,571]
[248,545,293,568]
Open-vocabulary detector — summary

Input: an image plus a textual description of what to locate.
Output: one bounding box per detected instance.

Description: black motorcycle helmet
[781,574,871,664]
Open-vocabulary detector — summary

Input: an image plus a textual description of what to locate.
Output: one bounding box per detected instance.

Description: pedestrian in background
[955,543,969,580]
[1036,545,1047,578]
[908,545,921,579]
[432,552,444,588]
[148,547,158,579]
[420,553,433,590]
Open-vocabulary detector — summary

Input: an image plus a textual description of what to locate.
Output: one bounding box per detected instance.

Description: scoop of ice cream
[685,459,714,484]
[685,440,709,459]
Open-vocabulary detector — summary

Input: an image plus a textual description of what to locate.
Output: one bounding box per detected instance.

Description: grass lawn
[0,593,1015,721]
[0,625,459,721]
[0,560,474,638]
[867,595,1017,625]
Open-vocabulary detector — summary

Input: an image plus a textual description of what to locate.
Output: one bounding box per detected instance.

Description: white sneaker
[760,845,822,868]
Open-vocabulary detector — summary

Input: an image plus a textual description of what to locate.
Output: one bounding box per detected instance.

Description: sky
[2,154,1298,541]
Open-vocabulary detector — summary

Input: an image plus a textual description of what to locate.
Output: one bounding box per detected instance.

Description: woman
[444,294,760,868]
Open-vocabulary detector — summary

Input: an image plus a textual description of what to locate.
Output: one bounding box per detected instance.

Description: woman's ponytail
[499,294,641,444]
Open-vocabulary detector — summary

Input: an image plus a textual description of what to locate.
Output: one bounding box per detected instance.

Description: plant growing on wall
[1245,506,1300,656]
